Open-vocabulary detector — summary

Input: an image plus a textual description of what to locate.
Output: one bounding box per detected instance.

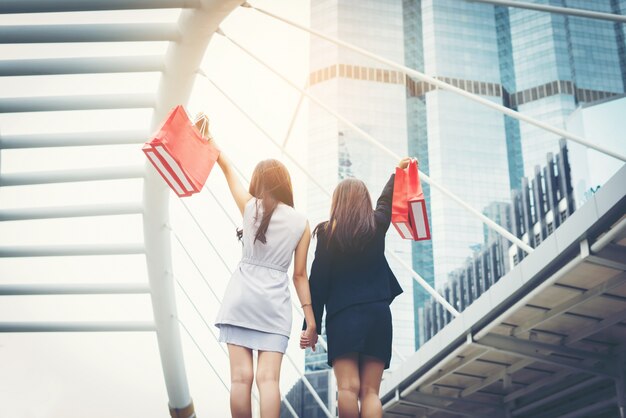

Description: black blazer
[305,174,403,334]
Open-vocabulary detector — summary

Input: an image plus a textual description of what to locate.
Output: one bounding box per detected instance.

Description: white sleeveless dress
[215,197,307,353]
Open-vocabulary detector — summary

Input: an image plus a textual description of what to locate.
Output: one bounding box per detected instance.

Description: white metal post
[466,0,626,23]
[244,3,626,163]
[142,2,242,417]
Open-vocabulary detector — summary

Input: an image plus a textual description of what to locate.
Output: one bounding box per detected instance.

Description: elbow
[292,273,308,284]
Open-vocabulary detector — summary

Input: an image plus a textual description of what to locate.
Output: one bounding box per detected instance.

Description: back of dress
[215,197,307,337]
[241,198,307,270]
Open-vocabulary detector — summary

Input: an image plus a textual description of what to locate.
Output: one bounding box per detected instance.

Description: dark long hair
[315,178,376,252]
[246,159,294,244]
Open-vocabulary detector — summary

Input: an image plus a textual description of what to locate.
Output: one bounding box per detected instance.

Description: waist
[240,257,288,273]
[326,296,391,320]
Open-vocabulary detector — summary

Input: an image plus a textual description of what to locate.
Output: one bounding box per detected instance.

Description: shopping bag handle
[193,112,213,141]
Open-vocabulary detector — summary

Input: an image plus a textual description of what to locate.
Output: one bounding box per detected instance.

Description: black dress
[305,174,403,369]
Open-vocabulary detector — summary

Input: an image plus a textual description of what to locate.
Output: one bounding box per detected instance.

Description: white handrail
[196,76,414,358]
[214,29,533,253]
[169,226,333,418]
[243,3,626,163]
[175,279,300,418]
[466,0,626,23]
[198,71,459,320]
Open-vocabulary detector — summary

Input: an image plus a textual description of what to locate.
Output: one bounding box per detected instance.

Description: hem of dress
[215,319,291,339]
[327,351,391,370]
[220,340,287,354]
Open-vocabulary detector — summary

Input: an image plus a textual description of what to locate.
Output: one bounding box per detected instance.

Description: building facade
[566,95,626,208]
[422,141,576,340]
[403,0,626,347]
[307,0,416,360]
[403,0,514,346]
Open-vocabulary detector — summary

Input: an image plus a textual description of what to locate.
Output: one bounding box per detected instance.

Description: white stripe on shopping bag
[146,150,186,196]
[396,222,413,240]
[410,200,428,238]
[155,145,194,193]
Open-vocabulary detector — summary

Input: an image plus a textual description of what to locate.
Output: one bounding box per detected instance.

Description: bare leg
[228,344,254,418]
[358,355,385,418]
[256,350,283,418]
[333,353,361,418]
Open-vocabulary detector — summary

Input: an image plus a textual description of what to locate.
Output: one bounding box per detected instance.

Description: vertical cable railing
[172,231,302,417]
[198,70,461,319]
[168,220,333,418]
[242,2,626,163]
[214,27,533,258]
[196,71,414,358]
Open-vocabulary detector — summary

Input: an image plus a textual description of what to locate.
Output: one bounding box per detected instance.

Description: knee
[231,367,253,387]
[255,369,279,389]
[338,378,360,397]
[359,384,380,400]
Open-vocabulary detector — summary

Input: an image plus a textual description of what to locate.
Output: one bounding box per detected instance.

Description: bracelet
[301,303,312,308]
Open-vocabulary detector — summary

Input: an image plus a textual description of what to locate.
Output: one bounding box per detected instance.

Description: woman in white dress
[213,149,318,418]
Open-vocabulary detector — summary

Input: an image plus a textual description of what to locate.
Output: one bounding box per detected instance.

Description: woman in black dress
[300,158,411,418]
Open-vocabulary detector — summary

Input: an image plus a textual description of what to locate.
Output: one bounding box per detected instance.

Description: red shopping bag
[392,159,431,241]
[143,105,220,197]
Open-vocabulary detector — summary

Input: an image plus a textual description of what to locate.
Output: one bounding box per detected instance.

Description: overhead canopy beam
[0,283,150,295]
[419,348,489,389]
[0,23,180,44]
[474,334,618,378]
[397,399,478,418]
[0,321,155,332]
[461,358,532,397]
[512,376,606,416]
[465,0,626,23]
[512,271,626,337]
[0,166,145,186]
[0,56,164,77]
[0,94,155,113]
[0,243,145,257]
[563,307,626,346]
[399,391,503,417]
[587,250,626,271]
[0,0,200,14]
[0,203,143,221]
[0,130,149,149]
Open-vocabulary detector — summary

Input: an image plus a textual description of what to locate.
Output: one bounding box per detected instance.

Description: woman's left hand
[300,327,318,351]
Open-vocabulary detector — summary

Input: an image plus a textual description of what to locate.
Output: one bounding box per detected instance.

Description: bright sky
[0,2,312,417]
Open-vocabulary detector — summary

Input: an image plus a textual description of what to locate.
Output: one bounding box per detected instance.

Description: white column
[142,1,242,416]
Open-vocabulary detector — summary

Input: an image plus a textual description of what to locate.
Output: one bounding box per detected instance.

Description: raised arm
[216,152,253,215]
[374,157,413,229]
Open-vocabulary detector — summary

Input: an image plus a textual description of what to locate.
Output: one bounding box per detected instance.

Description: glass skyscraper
[507,1,626,178]
[404,0,626,346]
[307,0,416,362]
[306,0,626,352]
[404,0,513,346]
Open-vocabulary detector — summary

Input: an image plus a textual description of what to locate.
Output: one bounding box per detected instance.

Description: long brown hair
[247,159,294,244]
[316,178,376,252]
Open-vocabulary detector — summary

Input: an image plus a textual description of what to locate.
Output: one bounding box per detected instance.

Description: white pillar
[143,1,243,416]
